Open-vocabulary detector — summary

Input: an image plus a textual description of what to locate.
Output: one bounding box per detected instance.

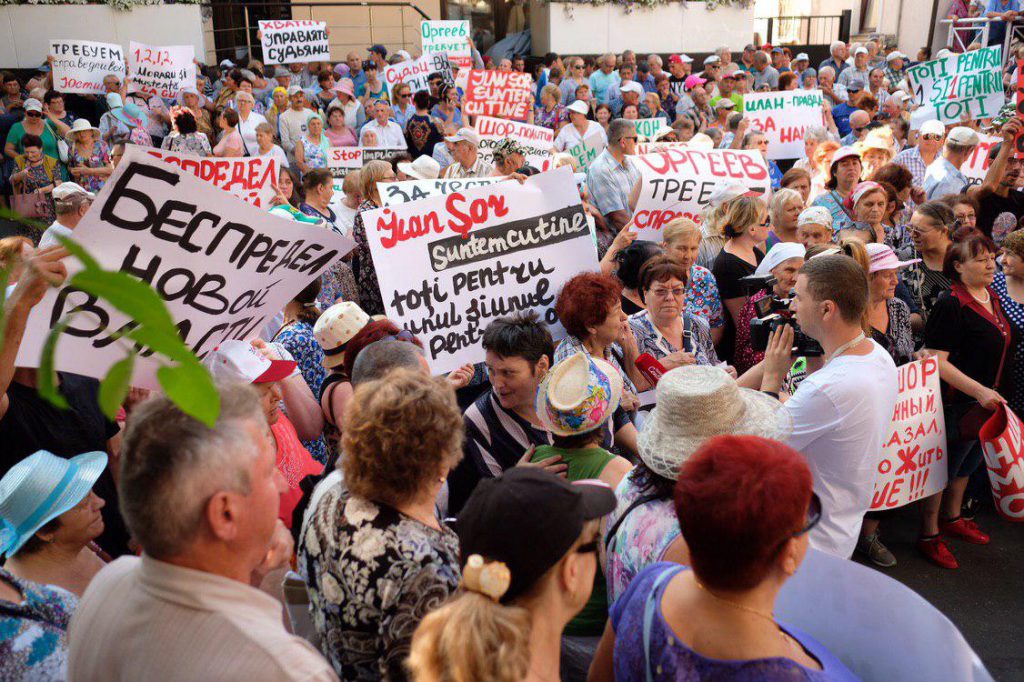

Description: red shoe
[940,517,991,545]
[918,537,959,569]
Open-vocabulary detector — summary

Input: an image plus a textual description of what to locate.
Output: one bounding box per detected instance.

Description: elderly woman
[535,83,567,131]
[766,188,804,248]
[711,195,768,364]
[554,100,606,152]
[796,206,834,247]
[294,113,329,176]
[212,108,244,158]
[350,159,397,315]
[324,105,357,147]
[794,125,832,175]
[780,167,812,206]
[662,218,724,343]
[490,139,527,175]
[844,181,888,244]
[179,87,215,142]
[858,132,895,179]
[254,121,289,169]
[593,435,854,680]
[235,90,268,155]
[161,108,213,156]
[11,134,57,223]
[65,120,111,194]
[811,147,862,233]
[1,449,108,598]
[264,86,290,136]
[299,369,463,679]
[943,192,979,232]
[732,242,806,374]
[608,240,663,315]
[994,230,1024,417]
[871,163,916,250]
[629,255,720,370]
[331,80,366,130]
[921,232,1011,569]
[430,84,462,127]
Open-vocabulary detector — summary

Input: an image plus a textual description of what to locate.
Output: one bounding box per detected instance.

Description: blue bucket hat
[0,450,107,557]
[112,101,145,128]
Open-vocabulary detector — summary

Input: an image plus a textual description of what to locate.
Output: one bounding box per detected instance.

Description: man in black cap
[368,44,388,73]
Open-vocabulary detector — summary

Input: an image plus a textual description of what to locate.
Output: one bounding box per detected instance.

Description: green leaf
[39,317,72,411]
[69,269,177,333]
[125,324,192,364]
[157,360,221,428]
[98,355,134,420]
[55,234,102,271]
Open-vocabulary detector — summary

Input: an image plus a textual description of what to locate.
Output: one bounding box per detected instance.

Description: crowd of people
[0,26,1017,682]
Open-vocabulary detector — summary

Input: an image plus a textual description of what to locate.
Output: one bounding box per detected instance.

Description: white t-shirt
[554,120,607,152]
[328,200,359,235]
[237,111,269,155]
[38,221,73,249]
[782,341,898,559]
[258,144,290,170]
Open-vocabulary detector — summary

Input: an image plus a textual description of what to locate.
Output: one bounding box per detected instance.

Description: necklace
[827,331,865,364]
[694,579,799,651]
[969,287,991,305]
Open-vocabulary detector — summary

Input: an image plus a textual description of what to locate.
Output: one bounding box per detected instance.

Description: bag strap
[642,567,678,682]
[604,492,660,552]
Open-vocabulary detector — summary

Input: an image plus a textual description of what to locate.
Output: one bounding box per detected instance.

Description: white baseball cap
[52,182,95,201]
[853,46,868,56]
[398,154,441,180]
[936,48,953,59]
[23,98,42,113]
[886,51,904,62]
[703,55,721,66]
[205,340,296,385]
[920,119,946,136]
[566,100,590,115]
[947,126,980,146]
[794,53,810,62]
[619,81,644,96]
[444,128,481,146]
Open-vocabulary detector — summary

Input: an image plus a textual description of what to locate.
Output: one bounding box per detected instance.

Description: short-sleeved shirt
[587,149,640,216]
[712,248,764,362]
[974,188,1024,244]
[628,309,719,367]
[923,156,969,200]
[893,146,930,188]
[0,568,77,682]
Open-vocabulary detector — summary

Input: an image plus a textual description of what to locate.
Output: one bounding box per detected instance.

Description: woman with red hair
[591,435,856,681]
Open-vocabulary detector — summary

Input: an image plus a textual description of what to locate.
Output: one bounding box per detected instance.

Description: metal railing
[753,11,852,47]
[201,1,431,64]
[939,17,992,53]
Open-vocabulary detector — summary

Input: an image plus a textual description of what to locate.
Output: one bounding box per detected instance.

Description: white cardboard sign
[258,20,331,65]
[128,42,196,99]
[50,40,126,95]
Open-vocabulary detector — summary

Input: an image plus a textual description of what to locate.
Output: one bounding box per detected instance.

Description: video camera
[740,274,824,357]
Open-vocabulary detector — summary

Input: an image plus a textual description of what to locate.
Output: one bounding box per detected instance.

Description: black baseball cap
[456,468,616,603]
[368,44,388,57]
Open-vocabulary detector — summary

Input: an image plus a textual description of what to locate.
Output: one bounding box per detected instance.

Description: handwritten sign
[326,146,406,178]
[980,403,1024,522]
[744,89,824,160]
[145,149,278,209]
[378,177,510,207]
[635,141,689,156]
[128,42,196,99]
[475,116,553,170]
[361,166,598,373]
[906,46,1005,124]
[630,148,771,240]
[14,147,354,389]
[259,20,330,65]
[869,358,948,511]
[962,132,1001,187]
[421,20,471,70]
[50,40,125,95]
[463,70,534,121]
[568,133,607,170]
[633,118,663,140]
[383,53,453,95]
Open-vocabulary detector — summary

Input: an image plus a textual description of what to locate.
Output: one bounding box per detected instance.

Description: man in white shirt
[38,182,94,249]
[359,100,405,147]
[440,128,494,179]
[744,255,898,559]
[278,86,312,156]
[924,126,979,200]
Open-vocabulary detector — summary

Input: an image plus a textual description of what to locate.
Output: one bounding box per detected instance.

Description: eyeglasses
[922,134,943,141]
[399,93,411,98]
[792,492,823,538]
[649,286,687,299]
[908,226,934,237]
[25,112,41,118]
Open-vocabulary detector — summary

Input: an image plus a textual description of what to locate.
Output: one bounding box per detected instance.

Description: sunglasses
[791,492,823,539]
[922,134,943,141]
[25,111,42,118]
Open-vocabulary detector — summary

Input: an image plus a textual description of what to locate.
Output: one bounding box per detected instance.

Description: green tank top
[530,444,615,636]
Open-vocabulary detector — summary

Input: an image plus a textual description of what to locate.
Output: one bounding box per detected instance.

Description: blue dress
[275,320,329,465]
[610,563,859,681]
[992,271,1024,417]
[0,568,77,681]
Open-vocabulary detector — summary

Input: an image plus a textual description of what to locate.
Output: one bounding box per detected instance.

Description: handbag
[45,119,70,165]
[11,177,50,220]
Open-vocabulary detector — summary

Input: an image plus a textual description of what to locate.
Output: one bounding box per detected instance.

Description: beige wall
[299,0,442,58]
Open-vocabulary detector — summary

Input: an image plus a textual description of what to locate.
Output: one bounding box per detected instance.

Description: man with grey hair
[924,126,980,199]
[819,40,850,76]
[588,53,620,104]
[38,182,94,249]
[716,46,739,72]
[838,45,871,91]
[67,385,337,680]
[586,118,639,230]
[818,65,849,107]
[751,51,780,90]
[642,53,665,92]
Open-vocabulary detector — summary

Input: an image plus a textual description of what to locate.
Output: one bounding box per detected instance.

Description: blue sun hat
[535,352,623,437]
[0,450,107,557]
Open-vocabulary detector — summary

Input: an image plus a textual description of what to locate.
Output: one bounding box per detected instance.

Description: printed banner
[633,118,664,140]
[630,147,771,240]
[962,132,1001,187]
[383,53,454,95]
[567,133,607,170]
[14,147,354,389]
[869,358,949,511]
[743,89,824,160]
[463,70,533,121]
[145,149,278,208]
[421,20,471,70]
[128,42,196,99]
[378,177,510,207]
[50,40,126,95]
[979,403,1024,522]
[361,166,598,373]
[258,20,330,65]
[326,147,406,178]
[475,116,553,170]
[906,46,1004,123]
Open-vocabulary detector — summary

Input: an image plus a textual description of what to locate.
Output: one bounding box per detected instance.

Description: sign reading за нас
[906,46,1005,124]
[743,89,824,160]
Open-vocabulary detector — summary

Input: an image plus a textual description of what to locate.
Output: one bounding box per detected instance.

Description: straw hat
[535,353,623,437]
[398,154,441,180]
[65,118,101,142]
[0,450,108,557]
[315,301,370,369]
[638,365,790,480]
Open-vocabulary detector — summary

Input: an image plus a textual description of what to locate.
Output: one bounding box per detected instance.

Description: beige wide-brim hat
[535,352,623,437]
[314,300,370,369]
[638,365,791,480]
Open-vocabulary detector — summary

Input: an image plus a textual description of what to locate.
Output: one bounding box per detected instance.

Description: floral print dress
[68,139,111,194]
[0,568,78,682]
[298,481,460,681]
[685,265,724,331]
[350,200,386,316]
[275,319,329,464]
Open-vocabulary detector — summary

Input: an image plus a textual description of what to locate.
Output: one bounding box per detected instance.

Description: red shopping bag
[978,403,1024,522]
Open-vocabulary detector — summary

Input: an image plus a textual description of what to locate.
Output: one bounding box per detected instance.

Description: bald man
[841,110,872,145]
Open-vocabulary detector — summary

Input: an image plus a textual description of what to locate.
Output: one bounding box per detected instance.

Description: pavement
[853,499,1024,681]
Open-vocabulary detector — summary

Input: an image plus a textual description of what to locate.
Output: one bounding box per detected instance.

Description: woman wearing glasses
[902,201,955,335]
[591,435,856,682]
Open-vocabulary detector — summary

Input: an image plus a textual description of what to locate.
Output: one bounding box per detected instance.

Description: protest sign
[128,42,196,99]
[962,132,1001,187]
[635,141,688,155]
[50,40,126,95]
[383,53,454,94]
[14,147,354,389]
[463,70,534,121]
[326,147,406,178]
[1016,59,1024,159]
[145,149,278,209]
[633,118,664,140]
[869,358,948,511]
[379,177,509,207]
[567,133,607,170]
[361,166,598,373]
[475,116,553,170]
[906,46,1004,123]
[743,89,824,160]
[421,20,471,70]
[630,147,771,240]
[979,403,1024,522]
[259,20,330,64]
